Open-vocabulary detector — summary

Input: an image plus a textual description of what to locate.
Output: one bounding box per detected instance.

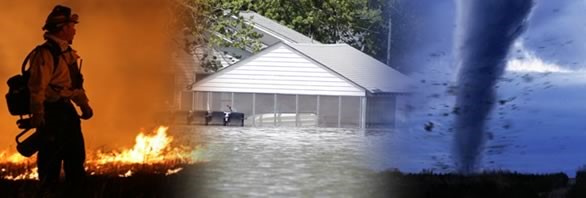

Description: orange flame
[1,126,204,180]
[2,167,38,180]
[0,151,32,164]
[93,126,193,164]
[119,170,133,178]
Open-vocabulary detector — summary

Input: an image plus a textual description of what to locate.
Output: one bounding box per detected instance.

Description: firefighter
[29,5,93,197]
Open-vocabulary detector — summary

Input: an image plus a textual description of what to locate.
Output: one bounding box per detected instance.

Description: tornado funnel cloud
[453,0,533,174]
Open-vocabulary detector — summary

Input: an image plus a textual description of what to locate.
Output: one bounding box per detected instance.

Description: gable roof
[240,11,321,44]
[195,42,412,94]
[193,42,365,96]
[287,43,412,93]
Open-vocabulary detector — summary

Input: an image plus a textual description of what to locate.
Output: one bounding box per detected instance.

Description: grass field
[0,163,206,198]
[372,170,575,198]
[6,162,586,197]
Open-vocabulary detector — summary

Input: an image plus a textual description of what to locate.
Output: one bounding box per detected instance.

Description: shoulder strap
[20,47,39,74]
[21,41,62,74]
[40,41,63,73]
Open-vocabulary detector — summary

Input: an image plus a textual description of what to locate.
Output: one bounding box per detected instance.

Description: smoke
[0,1,179,150]
[453,0,534,173]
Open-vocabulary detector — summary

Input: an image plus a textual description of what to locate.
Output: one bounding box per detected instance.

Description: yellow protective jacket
[28,33,89,115]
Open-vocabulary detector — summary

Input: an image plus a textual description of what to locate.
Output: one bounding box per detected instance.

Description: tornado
[453,0,534,174]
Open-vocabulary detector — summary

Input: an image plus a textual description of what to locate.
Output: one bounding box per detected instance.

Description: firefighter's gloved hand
[80,103,93,120]
[31,112,45,128]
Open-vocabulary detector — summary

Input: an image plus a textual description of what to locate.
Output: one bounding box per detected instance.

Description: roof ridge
[289,43,349,47]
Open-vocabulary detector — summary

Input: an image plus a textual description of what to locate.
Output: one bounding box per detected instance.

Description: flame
[0,152,32,164]
[119,170,133,177]
[7,153,27,164]
[2,167,38,180]
[1,126,205,181]
[93,126,192,164]
[165,167,183,176]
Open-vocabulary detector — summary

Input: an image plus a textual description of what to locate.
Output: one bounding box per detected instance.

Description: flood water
[176,126,393,197]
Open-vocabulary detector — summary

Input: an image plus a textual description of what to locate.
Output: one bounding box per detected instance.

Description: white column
[274,94,277,126]
[316,95,320,126]
[338,96,342,128]
[360,96,366,128]
[231,92,235,109]
[206,92,211,112]
[252,93,256,127]
[295,95,299,127]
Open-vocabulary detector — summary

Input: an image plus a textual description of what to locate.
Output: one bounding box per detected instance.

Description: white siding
[195,45,365,96]
[288,44,413,94]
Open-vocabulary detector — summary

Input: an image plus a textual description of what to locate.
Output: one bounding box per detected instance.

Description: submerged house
[178,11,411,128]
[172,11,320,110]
[192,42,411,128]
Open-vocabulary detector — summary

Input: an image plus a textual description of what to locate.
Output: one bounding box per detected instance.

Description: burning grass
[0,125,206,197]
[0,126,206,181]
[0,163,207,198]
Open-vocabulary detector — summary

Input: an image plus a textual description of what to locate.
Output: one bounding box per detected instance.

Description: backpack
[5,42,62,117]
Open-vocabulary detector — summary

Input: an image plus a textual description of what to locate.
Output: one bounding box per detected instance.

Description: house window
[193,91,208,111]
[318,96,339,128]
[234,93,253,126]
[340,96,361,128]
[254,93,275,126]
[366,95,396,128]
[211,92,232,112]
[276,94,296,127]
[298,95,318,127]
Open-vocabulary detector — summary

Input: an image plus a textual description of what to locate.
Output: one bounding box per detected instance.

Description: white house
[191,42,411,128]
[173,11,411,128]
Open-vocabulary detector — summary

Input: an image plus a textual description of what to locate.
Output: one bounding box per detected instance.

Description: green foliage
[250,0,390,60]
[177,0,391,72]
[175,0,263,72]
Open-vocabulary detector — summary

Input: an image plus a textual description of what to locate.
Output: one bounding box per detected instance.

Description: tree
[175,0,391,72]
[249,0,390,61]
[173,0,263,72]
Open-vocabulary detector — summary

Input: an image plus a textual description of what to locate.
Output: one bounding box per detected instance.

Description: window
[276,94,296,127]
[340,96,361,128]
[298,95,318,127]
[211,92,232,112]
[234,93,253,126]
[318,96,339,127]
[254,93,275,126]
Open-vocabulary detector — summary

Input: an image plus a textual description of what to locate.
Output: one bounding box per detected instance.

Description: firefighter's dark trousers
[36,99,86,197]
